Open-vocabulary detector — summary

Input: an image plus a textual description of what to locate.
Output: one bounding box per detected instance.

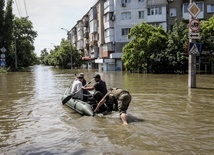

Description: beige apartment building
[68,0,214,71]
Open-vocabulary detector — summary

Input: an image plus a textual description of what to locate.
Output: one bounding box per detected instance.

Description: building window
[147,7,162,15]
[170,8,177,17]
[207,4,214,13]
[139,0,144,2]
[150,23,162,28]
[170,25,173,32]
[183,4,189,13]
[196,2,203,12]
[121,12,131,20]
[139,11,145,19]
[122,28,131,36]
[122,0,131,3]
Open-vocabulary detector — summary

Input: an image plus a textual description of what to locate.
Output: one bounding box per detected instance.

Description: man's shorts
[118,91,131,114]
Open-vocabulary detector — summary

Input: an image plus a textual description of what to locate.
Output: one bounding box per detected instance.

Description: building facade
[68,0,214,71]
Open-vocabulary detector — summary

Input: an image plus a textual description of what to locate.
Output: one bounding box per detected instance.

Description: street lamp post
[61,28,72,69]
[14,37,18,70]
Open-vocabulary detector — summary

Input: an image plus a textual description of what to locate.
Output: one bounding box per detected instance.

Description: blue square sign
[188,42,201,55]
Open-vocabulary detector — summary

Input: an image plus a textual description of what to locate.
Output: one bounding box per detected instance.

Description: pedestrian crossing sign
[188,42,201,55]
[0,61,6,66]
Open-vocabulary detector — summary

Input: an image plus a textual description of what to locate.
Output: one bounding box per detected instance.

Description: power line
[17,0,23,16]
[14,0,21,17]
[23,0,28,17]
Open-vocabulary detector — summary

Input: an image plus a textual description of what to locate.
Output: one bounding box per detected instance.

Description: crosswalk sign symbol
[0,61,6,66]
[188,42,201,55]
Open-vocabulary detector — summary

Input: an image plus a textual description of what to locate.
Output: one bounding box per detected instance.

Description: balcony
[110,53,123,59]
[77,40,84,50]
[182,0,203,3]
[102,51,113,58]
[90,46,99,59]
[83,21,89,27]
[84,43,89,49]
[84,32,89,38]
[90,40,97,46]
[89,7,97,21]
[82,56,90,60]
[148,0,167,6]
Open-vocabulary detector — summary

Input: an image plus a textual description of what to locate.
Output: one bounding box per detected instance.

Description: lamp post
[14,37,18,70]
[61,28,72,69]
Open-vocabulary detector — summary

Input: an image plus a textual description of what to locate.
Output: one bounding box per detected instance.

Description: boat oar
[62,78,94,105]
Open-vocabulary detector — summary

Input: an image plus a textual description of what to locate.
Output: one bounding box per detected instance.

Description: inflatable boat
[61,87,95,116]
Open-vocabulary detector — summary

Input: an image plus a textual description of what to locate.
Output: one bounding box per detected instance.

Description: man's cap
[77,73,84,78]
[93,74,100,79]
[79,73,84,77]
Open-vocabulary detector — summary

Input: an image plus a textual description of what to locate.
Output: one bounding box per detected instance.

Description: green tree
[200,15,214,73]
[122,22,168,73]
[200,15,214,52]
[41,39,82,68]
[3,0,13,66]
[40,48,50,65]
[165,19,189,73]
[13,17,38,67]
[0,0,5,47]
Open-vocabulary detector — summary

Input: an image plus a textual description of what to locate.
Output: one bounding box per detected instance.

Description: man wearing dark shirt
[82,74,107,96]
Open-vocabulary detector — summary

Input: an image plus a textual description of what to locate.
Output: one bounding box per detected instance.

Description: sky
[9,0,97,56]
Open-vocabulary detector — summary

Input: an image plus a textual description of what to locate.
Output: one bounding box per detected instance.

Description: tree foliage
[0,0,5,47]
[40,39,82,69]
[12,17,38,67]
[0,1,38,70]
[200,15,214,52]
[165,19,189,73]
[122,22,168,73]
[0,0,37,69]
[3,0,13,51]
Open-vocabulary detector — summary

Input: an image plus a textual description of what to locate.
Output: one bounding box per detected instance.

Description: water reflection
[0,65,213,155]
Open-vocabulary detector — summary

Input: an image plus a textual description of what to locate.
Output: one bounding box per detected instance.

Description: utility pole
[61,28,72,69]
[14,38,18,70]
[187,0,201,88]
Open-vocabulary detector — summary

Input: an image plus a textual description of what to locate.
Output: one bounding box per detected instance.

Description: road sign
[190,19,200,31]
[0,61,6,66]
[0,47,6,53]
[189,32,200,39]
[1,53,5,59]
[188,2,201,18]
[188,42,201,55]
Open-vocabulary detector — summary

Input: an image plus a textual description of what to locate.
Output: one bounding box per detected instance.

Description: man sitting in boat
[82,74,107,96]
[70,74,84,100]
[82,74,109,112]
[78,73,90,101]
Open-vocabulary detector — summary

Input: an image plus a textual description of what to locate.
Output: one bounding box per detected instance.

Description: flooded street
[0,65,214,155]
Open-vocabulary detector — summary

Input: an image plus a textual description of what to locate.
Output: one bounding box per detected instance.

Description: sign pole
[188,0,196,88]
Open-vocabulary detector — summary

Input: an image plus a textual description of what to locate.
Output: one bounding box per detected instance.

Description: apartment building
[69,0,214,71]
[167,0,214,31]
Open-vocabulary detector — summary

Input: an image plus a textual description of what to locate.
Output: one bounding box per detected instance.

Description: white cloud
[10,0,97,56]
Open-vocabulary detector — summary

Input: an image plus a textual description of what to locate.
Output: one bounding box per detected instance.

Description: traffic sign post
[0,47,6,67]
[187,1,201,88]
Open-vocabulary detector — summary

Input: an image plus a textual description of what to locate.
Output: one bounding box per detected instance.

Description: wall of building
[68,0,214,71]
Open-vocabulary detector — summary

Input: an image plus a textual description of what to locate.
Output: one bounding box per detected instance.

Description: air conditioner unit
[168,0,173,2]
[111,15,115,21]
[122,3,126,7]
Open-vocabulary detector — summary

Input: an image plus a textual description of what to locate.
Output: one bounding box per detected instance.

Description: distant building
[68,0,214,71]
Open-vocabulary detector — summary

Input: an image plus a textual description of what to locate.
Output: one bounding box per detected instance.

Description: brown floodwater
[0,65,214,155]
